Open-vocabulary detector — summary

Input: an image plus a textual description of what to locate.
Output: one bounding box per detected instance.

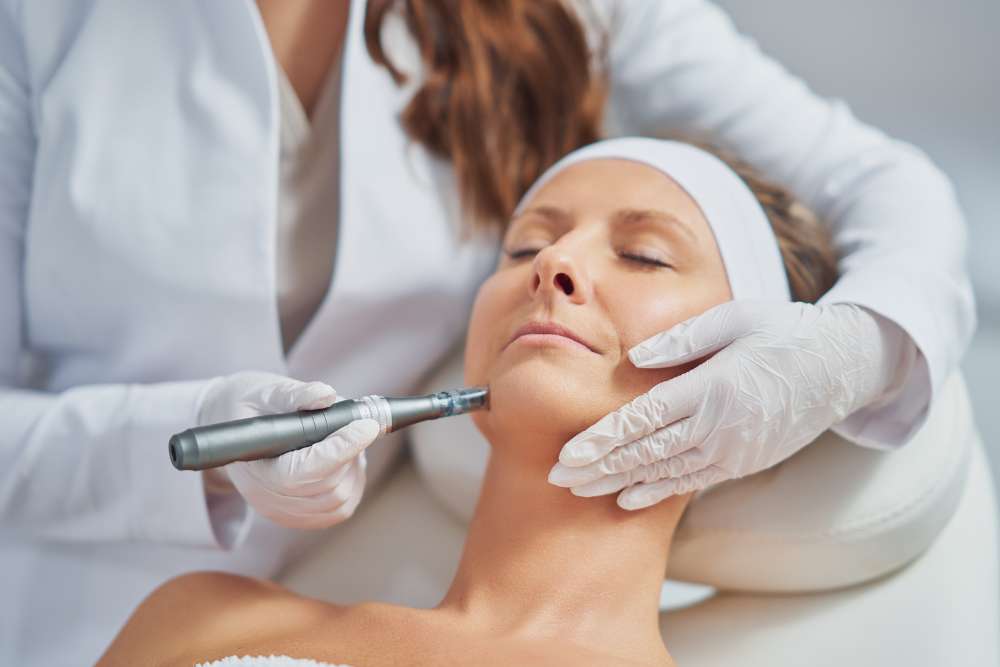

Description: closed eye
[506,248,542,260]
[620,251,671,269]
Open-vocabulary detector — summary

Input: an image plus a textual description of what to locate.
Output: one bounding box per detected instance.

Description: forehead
[516,158,712,235]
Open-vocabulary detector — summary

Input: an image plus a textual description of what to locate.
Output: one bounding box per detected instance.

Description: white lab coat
[0,0,974,664]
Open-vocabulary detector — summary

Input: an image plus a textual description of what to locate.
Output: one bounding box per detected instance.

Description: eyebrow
[612,208,698,243]
[510,205,572,226]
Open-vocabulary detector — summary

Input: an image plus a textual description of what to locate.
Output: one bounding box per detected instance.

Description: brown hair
[365,0,605,228]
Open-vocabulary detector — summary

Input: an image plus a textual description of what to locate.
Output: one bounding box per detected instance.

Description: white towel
[196,656,353,667]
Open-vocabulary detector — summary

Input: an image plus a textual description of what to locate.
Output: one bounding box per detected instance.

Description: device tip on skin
[445,385,489,415]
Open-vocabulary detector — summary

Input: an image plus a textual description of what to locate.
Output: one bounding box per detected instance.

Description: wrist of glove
[549,301,913,510]
[197,371,379,530]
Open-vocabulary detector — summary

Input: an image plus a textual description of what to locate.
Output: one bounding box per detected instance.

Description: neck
[438,443,685,665]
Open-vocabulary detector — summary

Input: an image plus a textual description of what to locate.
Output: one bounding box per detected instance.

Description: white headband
[515,137,791,302]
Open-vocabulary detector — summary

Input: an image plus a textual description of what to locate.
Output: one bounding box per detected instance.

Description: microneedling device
[169,386,489,471]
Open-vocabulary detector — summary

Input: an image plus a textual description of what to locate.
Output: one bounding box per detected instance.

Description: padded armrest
[409,351,974,593]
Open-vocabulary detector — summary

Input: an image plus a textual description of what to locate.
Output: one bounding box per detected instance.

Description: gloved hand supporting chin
[548,300,916,510]
[198,371,379,532]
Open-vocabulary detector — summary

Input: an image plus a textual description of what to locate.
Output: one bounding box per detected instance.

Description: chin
[469,352,618,450]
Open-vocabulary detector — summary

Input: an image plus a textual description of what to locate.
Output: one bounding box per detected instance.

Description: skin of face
[465,158,733,467]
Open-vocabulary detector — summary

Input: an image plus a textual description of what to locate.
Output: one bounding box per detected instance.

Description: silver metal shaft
[169,385,489,471]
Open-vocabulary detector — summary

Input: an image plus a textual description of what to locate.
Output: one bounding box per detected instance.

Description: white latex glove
[549,301,913,510]
[199,371,379,530]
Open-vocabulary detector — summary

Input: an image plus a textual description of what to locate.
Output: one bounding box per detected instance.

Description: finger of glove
[243,455,367,529]
[276,455,367,527]
[616,465,726,510]
[552,438,661,485]
[559,376,702,467]
[245,419,379,493]
[319,455,368,525]
[629,301,767,369]
[657,445,717,478]
[568,452,700,498]
[550,419,701,487]
[260,377,337,413]
[548,460,604,487]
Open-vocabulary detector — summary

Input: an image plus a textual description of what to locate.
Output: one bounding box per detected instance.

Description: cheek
[604,278,731,399]
[606,281,714,352]
[464,270,524,388]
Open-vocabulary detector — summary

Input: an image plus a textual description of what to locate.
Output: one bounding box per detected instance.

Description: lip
[506,321,598,354]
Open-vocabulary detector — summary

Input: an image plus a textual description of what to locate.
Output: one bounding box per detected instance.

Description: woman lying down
[97,138,838,667]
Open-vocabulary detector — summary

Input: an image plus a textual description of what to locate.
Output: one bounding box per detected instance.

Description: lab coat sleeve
[0,5,224,547]
[602,0,975,448]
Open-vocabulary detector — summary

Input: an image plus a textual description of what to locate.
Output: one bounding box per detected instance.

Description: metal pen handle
[169,386,488,471]
[169,400,364,471]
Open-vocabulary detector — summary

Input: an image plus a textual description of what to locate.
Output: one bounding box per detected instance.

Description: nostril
[555,273,575,295]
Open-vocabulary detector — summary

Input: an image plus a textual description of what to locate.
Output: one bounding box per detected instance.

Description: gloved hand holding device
[199,371,379,530]
[549,300,917,509]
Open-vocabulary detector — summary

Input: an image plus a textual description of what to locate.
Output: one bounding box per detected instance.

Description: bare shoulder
[96,572,331,667]
[95,580,668,667]
[149,571,288,606]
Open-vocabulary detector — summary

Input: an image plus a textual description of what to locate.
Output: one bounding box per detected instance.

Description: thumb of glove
[629,300,765,368]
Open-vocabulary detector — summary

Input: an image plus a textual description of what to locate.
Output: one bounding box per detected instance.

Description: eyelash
[506,248,540,260]
[505,248,671,269]
[620,251,671,269]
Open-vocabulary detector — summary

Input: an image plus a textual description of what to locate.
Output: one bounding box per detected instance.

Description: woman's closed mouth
[506,321,598,353]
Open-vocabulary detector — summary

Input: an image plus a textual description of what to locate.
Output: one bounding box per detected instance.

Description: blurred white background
[712,0,1000,484]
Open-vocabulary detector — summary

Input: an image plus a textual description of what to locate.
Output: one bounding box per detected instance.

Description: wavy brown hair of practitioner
[365,0,606,228]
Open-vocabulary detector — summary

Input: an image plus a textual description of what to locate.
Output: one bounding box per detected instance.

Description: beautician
[0,0,974,665]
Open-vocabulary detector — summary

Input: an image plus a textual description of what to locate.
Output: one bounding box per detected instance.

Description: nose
[531,244,591,305]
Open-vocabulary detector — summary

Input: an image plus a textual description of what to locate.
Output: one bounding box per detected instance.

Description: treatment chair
[278,351,1000,666]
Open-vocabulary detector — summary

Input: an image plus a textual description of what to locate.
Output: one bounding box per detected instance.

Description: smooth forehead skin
[465,159,733,458]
